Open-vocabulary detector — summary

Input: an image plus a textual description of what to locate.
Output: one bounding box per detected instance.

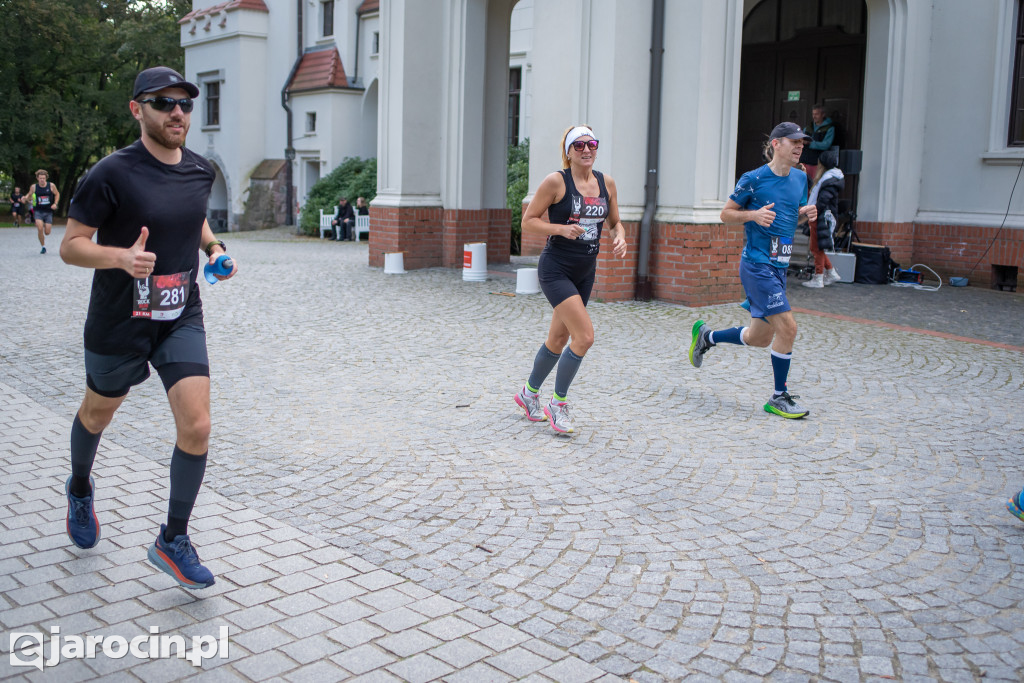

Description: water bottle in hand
[203,254,234,284]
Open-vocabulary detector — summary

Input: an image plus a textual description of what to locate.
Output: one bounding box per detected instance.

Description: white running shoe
[514,386,546,421]
[543,399,575,434]
[802,274,824,288]
[823,268,841,286]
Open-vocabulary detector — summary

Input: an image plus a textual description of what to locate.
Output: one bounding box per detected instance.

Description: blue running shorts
[739,261,790,320]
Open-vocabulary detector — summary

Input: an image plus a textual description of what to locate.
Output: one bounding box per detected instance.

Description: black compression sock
[70,415,102,497]
[165,445,208,541]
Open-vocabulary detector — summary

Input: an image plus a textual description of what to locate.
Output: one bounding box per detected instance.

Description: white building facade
[181,0,1023,300]
[180,0,380,231]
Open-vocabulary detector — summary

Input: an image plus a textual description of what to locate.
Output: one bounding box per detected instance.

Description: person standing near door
[799,104,836,181]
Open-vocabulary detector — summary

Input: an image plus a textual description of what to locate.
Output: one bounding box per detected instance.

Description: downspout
[352,10,360,86]
[635,0,665,300]
[282,0,303,229]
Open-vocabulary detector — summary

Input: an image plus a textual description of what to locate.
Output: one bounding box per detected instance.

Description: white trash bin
[463,243,487,282]
[516,267,540,294]
[383,252,406,274]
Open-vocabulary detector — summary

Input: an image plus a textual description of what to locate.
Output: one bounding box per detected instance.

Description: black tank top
[34,182,54,208]
[546,169,609,257]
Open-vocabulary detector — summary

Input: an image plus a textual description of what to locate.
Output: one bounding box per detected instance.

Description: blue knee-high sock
[166,445,208,541]
[553,347,585,400]
[770,349,792,395]
[709,326,747,346]
[527,344,561,393]
[70,415,102,497]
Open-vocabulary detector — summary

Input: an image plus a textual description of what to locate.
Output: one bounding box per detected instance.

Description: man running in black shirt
[60,66,237,590]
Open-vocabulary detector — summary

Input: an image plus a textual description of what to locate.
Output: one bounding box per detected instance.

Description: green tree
[0,0,190,214]
[299,157,378,236]
[506,139,530,254]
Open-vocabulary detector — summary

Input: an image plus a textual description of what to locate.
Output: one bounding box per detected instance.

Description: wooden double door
[736,28,865,186]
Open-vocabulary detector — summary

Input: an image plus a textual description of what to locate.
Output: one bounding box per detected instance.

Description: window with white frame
[306,112,317,134]
[372,31,380,55]
[198,71,223,129]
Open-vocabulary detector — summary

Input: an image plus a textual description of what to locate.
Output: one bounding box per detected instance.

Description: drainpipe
[352,11,360,86]
[282,0,303,229]
[635,0,665,300]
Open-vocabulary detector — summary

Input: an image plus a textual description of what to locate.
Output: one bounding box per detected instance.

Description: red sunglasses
[571,139,599,152]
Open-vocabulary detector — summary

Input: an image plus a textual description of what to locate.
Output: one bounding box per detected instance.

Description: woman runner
[513,125,627,434]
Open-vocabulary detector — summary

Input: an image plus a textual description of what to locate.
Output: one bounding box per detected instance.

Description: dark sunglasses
[571,139,599,152]
[138,96,194,113]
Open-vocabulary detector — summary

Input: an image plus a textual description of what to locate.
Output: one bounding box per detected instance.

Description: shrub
[299,157,377,236]
[506,139,529,254]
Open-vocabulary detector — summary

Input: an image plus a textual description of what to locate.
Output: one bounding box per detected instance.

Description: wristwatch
[204,239,226,257]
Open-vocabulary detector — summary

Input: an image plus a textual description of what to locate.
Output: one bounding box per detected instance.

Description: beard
[141,112,189,149]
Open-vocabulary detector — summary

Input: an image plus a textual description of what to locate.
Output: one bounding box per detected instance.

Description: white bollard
[463,242,487,282]
[383,252,406,274]
[515,267,540,294]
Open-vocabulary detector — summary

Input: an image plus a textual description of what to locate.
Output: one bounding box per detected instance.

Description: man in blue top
[688,122,817,418]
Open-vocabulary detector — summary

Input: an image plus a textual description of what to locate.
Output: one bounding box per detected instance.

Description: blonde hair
[761,139,775,162]
[560,124,594,169]
[35,169,48,178]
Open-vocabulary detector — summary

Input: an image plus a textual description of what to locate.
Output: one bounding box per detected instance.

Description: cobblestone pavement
[2,225,1023,681]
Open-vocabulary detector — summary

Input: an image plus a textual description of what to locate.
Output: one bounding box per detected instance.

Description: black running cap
[133,67,199,99]
[769,122,811,141]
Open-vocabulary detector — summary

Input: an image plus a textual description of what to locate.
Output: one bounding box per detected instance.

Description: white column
[374,0,445,208]
[858,0,931,223]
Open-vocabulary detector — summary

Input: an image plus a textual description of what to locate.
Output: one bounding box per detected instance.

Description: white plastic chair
[354,214,370,241]
[319,209,335,239]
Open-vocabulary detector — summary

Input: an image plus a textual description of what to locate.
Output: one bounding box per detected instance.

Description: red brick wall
[370,206,512,270]
[856,221,1023,287]
[520,201,546,256]
[368,206,443,270]
[441,209,512,268]
[591,221,640,301]
[649,221,745,306]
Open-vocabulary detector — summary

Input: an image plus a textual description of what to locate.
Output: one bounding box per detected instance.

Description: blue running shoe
[1007,490,1024,522]
[147,524,216,589]
[65,475,100,549]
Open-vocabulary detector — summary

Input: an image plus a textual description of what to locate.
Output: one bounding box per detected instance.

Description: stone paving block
[283,659,351,683]
[386,652,455,683]
[367,605,430,632]
[421,615,480,641]
[377,628,443,657]
[330,643,397,675]
[486,646,553,678]
[232,649,299,681]
[429,637,493,668]
[326,620,387,648]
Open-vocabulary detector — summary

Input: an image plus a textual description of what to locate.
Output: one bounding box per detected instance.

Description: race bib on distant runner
[769,236,793,267]
[132,270,191,320]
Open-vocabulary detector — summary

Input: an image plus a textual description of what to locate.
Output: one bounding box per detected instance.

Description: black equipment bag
[851,243,891,284]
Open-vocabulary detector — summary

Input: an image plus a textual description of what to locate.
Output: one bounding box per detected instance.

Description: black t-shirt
[69,140,215,355]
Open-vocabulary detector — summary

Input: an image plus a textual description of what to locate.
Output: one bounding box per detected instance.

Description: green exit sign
[787,91,801,101]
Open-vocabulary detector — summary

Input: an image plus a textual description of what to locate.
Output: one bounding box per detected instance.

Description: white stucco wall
[918,0,1024,227]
